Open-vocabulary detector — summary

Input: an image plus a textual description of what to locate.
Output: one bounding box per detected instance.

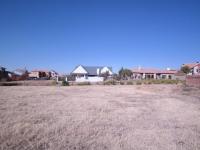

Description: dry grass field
[0,85,200,150]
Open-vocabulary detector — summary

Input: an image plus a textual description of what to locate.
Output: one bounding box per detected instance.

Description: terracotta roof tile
[31,69,50,72]
[132,68,177,74]
[183,63,199,68]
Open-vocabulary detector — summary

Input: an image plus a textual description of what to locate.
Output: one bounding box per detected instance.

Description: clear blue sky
[0,0,200,73]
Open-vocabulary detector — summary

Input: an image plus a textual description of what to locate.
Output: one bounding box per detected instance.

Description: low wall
[186,75,200,88]
[173,75,186,80]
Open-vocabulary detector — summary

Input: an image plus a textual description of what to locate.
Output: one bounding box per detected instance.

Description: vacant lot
[0,85,200,150]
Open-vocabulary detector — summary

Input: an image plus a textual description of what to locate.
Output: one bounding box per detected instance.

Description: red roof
[31,69,50,72]
[132,68,177,74]
[183,63,199,69]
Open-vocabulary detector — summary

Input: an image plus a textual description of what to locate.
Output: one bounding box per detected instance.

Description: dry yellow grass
[0,85,200,150]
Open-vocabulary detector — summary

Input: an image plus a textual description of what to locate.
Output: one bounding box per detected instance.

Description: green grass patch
[77,82,91,86]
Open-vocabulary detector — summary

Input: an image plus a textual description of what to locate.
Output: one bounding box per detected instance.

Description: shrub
[51,80,57,85]
[143,80,152,84]
[104,80,117,85]
[112,74,121,81]
[127,81,133,85]
[136,81,142,85]
[147,81,152,84]
[150,79,179,84]
[62,80,69,86]
[77,82,91,86]
[120,81,125,85]
[118,68,133,80]
[181,66,190,74]
[151,80,162,84]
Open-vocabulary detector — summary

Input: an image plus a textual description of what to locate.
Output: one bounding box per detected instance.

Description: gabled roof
[13,68,27,75]
[72,65,112,76]
[183,63,199,69]
[83,66,103,76]
[83,66,113,75]
[31,69,50,72]
[132,68,177,74]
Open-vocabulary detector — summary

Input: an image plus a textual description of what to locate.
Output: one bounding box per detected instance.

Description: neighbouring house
[29,70,51,79]
[0,66,9,81]
[50,70,59,79]
[182,62,200,75]
[71,65,113,82]
[131,67,177,80]
[10,68,29,81]
[13,68,28,76]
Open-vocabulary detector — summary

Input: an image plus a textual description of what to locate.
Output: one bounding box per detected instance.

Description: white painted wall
[72,65,87,74]
[101,67,113,75]
[193,65,200,75]
[76,76,104,82]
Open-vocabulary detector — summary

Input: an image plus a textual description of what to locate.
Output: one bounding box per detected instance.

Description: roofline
[131,68,177,74]
[70,65,88,74]
[132,71,176,74]
[102,66,113,71]
[31,70,50,72]
[182,62,200,68]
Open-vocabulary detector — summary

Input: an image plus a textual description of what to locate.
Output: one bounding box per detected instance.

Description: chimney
[97,68,100,75]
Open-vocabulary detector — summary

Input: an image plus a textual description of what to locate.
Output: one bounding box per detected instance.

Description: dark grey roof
[71,65,113,75]
[83,66,103,76]
[83,66,112,76]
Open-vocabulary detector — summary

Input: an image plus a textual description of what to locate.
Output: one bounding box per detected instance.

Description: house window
[162,75,166,79]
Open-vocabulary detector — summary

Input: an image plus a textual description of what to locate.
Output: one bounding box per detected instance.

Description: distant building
[13,68,28,76]
[71,65,113,82]
[10,68,29,81]
[182,62,200,75]
[131,67,177,80]
[50,70,59,78]
[28,69,58,79]
[29,70,51,79]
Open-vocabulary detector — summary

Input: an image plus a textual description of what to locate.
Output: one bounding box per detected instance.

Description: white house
[71,65,113,82]
[182,62,200,75]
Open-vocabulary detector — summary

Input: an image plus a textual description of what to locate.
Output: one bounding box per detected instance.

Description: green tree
[118,67,132,80]
[181,66,190,74]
